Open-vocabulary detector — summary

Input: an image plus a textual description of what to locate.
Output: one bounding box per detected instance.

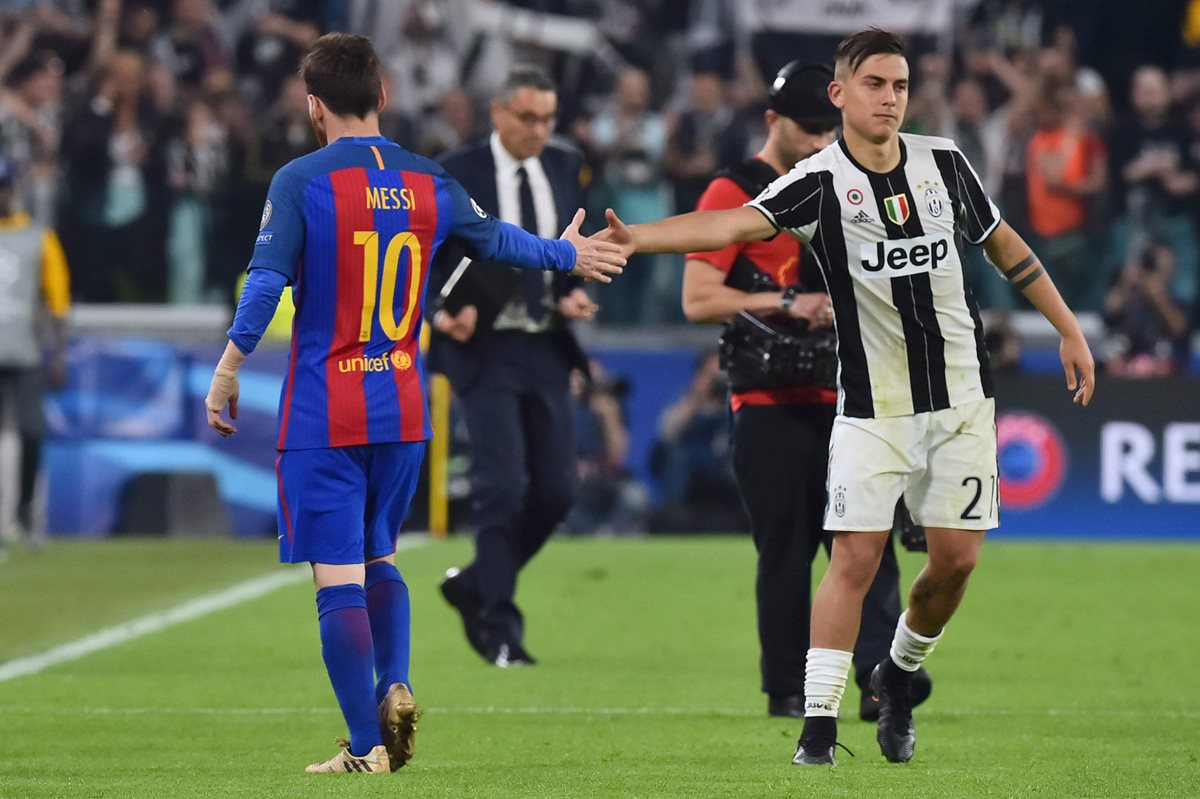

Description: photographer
[681,62,930,720]
[1102,240,1190,376]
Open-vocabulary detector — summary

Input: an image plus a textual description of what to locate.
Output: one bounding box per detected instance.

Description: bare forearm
[631,208,770,254]
[683,280,782,323]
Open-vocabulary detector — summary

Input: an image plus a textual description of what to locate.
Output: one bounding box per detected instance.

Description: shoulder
[696,176,751,211]
[899,131,959,153]
[543,135,583,166]
[438,140,491,172]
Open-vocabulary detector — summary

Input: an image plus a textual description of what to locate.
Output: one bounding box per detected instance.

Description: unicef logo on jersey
[996,412,1067,510]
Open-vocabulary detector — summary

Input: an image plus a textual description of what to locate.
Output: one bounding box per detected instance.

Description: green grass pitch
[0,535,1197,798]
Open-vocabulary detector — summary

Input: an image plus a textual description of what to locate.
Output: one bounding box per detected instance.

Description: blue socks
[315,584,382,757]
[365,561,412,704]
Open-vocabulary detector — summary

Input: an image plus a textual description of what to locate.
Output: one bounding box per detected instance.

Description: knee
[929,549,978,585]
[530,473,577,519]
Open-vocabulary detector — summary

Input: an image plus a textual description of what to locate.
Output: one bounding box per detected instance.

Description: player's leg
[13,367,46,546]
[362,442,424,771]
[873,398,997,763]
[794,414,916,765]
[732,403,827,717]
[278,447,386,768]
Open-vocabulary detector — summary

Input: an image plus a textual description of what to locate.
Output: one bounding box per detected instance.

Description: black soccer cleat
[791,716,852,766]
[870,659,917,763]
[859,666,932,722]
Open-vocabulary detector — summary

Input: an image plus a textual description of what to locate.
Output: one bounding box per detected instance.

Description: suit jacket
[428,137,588,393]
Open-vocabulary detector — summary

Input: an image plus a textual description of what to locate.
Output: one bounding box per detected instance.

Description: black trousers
[731,402,903,698]
[454,332,577,647]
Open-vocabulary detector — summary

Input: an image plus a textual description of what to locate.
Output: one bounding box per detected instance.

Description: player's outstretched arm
[983,220,1095,406]
[559,208,626,283]
[206,341,245,438]
[597,206,775,259]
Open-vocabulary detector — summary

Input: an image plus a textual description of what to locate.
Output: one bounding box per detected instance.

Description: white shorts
[824,397,998,531]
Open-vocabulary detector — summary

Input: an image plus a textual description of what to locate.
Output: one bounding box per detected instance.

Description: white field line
[0,536,428,684]
[0,705,1195,721]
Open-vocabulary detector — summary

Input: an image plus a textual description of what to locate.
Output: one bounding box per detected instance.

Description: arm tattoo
[1002,253,1037,278]
[1013,265,1046,290]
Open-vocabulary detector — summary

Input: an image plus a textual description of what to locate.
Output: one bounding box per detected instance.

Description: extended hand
[206,368,240,437]
[1060,332,1095,406]
[592,207,636,259]
[560,209,625,283]
[558,288,599,320]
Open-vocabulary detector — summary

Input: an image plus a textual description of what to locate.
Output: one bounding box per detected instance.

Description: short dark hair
[834,28,905,76]
[299,33,382,119]
[497,65,556,101]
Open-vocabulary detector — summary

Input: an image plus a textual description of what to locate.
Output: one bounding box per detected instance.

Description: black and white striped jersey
[747,133,1001,419]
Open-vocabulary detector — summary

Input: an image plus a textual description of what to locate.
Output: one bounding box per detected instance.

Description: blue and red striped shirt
[238,136,577,450]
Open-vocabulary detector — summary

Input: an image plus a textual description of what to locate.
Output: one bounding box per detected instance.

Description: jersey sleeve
[248,165,306,282]
[441,172,575,271]
[948,147,1001,245]
[746,168,823,245]
[686,177,751,272]
[40,229,70,318]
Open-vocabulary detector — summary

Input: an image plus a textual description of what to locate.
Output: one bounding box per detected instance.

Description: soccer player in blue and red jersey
[203,33,625,775]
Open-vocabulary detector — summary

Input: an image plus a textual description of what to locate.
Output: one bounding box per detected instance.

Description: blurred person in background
[576,66,670,323]
[431,65,596,668]
[1102,239,1190,376]
[647,350,742,533]
[0,156,69,557]
[680,60,930,721]
[415,86,478,158]
[561,359,647,536]
[149,0,226,92]
[165,95,227,303]
[0,51,65,226]
[59,49,169,302]
[664,70,747,216]
[233,0,321,105]
[1109,65,1199,304]
[1025,80,1107,310]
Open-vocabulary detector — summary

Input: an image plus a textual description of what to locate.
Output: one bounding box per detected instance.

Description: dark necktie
[516,166,546,322]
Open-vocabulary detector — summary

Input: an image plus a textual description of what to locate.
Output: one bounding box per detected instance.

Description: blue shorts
[276,442,426,565]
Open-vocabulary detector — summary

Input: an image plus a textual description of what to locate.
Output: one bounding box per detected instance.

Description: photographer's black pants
[731,402,903,698]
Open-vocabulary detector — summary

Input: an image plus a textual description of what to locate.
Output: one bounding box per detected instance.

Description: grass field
[0,535,1197,799]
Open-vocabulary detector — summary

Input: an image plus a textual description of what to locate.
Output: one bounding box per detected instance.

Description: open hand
[558,287,599,320]
[1060,332,1095,406]
[592,208,636,260]
[560,209,625,283]
[434,305,478,343]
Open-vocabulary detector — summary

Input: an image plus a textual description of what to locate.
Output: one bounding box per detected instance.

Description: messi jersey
[251,136,556,450]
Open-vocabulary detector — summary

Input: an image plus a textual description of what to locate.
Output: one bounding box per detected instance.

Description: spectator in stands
[1025,80,1107,310]
[576,67,670,324]
[249,73,314,178]
[149,0,226,92]
[234,0,321,105]
[1109,65,1200,304]
[379,1,460,134]
[417,86,478,158]
[0,156,70,555]
[562,360,648,536]
[1102,239,1190,376]
[59,49,169,302]
[0,51,64,225]
[165,96,227,303]
[664,70,747,215]
[648,351,742,533]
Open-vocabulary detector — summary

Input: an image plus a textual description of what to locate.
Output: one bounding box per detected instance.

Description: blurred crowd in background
[5,0,1200,532]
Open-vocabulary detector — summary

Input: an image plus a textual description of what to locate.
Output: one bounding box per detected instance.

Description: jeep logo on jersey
[882,193,910,225]
[859,235,950,278]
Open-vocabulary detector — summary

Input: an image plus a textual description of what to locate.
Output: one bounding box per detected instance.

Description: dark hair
[834,28,905,76]
[497,65,556,101]
[299,33,382,119]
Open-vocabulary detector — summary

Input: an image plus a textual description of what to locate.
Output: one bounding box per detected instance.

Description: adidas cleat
[304,740,390,774]
[378,682,419,771]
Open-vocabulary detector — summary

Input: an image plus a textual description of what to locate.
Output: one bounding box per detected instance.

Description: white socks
[803,648,853,717]
[889,611,942,672]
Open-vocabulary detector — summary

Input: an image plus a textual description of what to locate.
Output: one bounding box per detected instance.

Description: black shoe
[439,568,488,657]
[870,659,917,763]
[859,666,931,722]
[792,716,851,766]
[485,642,537,668]
[768,694,805,719]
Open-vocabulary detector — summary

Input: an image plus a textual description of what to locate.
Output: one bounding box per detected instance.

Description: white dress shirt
[489,132,558,332]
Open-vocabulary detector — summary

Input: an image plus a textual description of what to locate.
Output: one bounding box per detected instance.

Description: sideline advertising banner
[994,375,1200,538]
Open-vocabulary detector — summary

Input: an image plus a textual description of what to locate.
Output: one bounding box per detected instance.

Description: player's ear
[828,80,845,110]
[764,108,780,128]
[377,85,388,115]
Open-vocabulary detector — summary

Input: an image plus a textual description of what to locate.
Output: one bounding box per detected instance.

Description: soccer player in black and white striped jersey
[595,28,1095,766]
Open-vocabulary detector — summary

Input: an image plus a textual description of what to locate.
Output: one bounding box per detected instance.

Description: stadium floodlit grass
[0,536,1197,799]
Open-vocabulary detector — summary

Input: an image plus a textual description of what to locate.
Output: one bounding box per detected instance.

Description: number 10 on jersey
[353,230,423,342]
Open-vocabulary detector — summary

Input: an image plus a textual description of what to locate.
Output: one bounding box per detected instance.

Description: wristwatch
[780,286,798,313]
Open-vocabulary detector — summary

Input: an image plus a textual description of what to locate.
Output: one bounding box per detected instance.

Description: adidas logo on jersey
[850,209,875,224]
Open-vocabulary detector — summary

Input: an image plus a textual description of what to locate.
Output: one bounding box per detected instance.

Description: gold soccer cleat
[378,682,420,771]
[304,740,390,774]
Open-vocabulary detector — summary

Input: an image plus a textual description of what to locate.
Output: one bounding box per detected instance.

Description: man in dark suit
[430,66,596,667]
